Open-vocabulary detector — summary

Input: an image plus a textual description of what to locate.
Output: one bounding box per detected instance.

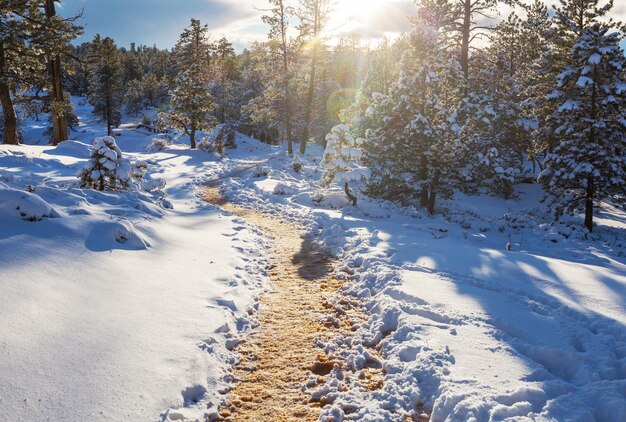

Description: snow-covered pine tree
[159,19,215,149]
[160,64,216,149]
[1,0,82,146]
[78,136,131,191]
[211,37,239,124]
[534,0,613,156]
[459,91,522,199]
[515,0,551,171]
[0,1,29,145]
[539,22,625,232]
[364,0,465,213]
[471,45,532,198]
[88,35,124,136]
[320,124,368,205]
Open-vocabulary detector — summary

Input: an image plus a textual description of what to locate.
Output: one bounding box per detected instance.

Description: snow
[0,98,269,421]
[558,99,578,112]
[0,183,60,221]
[2,97,626,421]
[576,75,593,87]
[216,140,626,421]
[588,53,602,65]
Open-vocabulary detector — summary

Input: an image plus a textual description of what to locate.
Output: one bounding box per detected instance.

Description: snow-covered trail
[215,150,626,421]
[200,186,390,421]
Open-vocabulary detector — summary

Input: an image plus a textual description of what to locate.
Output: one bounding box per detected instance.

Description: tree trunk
[419,154,429,208]
[344,181,357,206]
[427,170,440,215]
[106,88,113,136]
[45,0,69,145]
[277,1,293,155]
[585,66,598,233]
[301,43,318,155]
[300,3,321,156]
[460,0,471,88]
[190,127,196,149]
[0,42,19,145]
[585,174,594,232]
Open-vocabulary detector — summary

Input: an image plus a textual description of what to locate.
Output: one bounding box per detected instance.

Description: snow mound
[46,140,91,158]
[142,178,166,192]
[0,184,60,221]
[85,220,150,251]
[273,183,297,195]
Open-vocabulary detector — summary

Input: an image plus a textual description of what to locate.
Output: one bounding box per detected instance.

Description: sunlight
[337,0,381,21]
[325,0,408,46]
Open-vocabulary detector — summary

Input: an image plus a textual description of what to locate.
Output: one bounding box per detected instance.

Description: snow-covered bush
[78,136,131,191]
[199,125,236,155]
[0,183,60,221]
[141,178,166,192]
[197,134,225,156]
[320,125,369,205]
[273,183,297,195]
[146,136,172,152]
[473,147,522,199]
[214,124,237,150]
[130,160,148,182]
[253,165,270,178]
[292,155,304,173]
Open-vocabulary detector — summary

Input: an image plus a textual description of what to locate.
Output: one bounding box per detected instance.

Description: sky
[57,0,415,50]
[58,0,625,51]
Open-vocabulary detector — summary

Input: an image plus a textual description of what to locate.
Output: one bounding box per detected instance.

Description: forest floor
[201,186,389,421]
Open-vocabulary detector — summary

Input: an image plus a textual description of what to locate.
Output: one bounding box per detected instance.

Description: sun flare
[335,0,383,23]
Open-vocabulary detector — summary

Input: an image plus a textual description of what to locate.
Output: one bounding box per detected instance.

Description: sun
[335,0,382,24]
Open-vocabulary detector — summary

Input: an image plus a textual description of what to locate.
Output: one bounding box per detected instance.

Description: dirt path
[201,186,384,421]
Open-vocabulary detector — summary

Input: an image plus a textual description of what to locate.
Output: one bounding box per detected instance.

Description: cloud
[326,0,415,41]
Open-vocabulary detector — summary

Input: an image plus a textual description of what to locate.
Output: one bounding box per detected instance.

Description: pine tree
[5,0,83,145]
[470,13,539,198]
[142,72,160,107]
[210,37,238,124]
[161,65,216,148]
[78,136,131,191]
[448,0,499,90]
[121,49,142,84]
[539,22,625,232]
[40,0,82,145]
[535,0,613,155]
[261,0,295,154]
[364,1,466,213]
[88,35,124,136]
[0,0,26,145]
[125,79,143,116]
[320,124,368,205]
[159,19,216,149]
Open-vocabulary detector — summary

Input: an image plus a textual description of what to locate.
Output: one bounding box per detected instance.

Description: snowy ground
[218,147,626,420]
[0,100,273,421]
[2,99,626,421]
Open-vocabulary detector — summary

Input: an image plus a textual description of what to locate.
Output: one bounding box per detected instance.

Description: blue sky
[59,0,625,51]
[58,0,269,50]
